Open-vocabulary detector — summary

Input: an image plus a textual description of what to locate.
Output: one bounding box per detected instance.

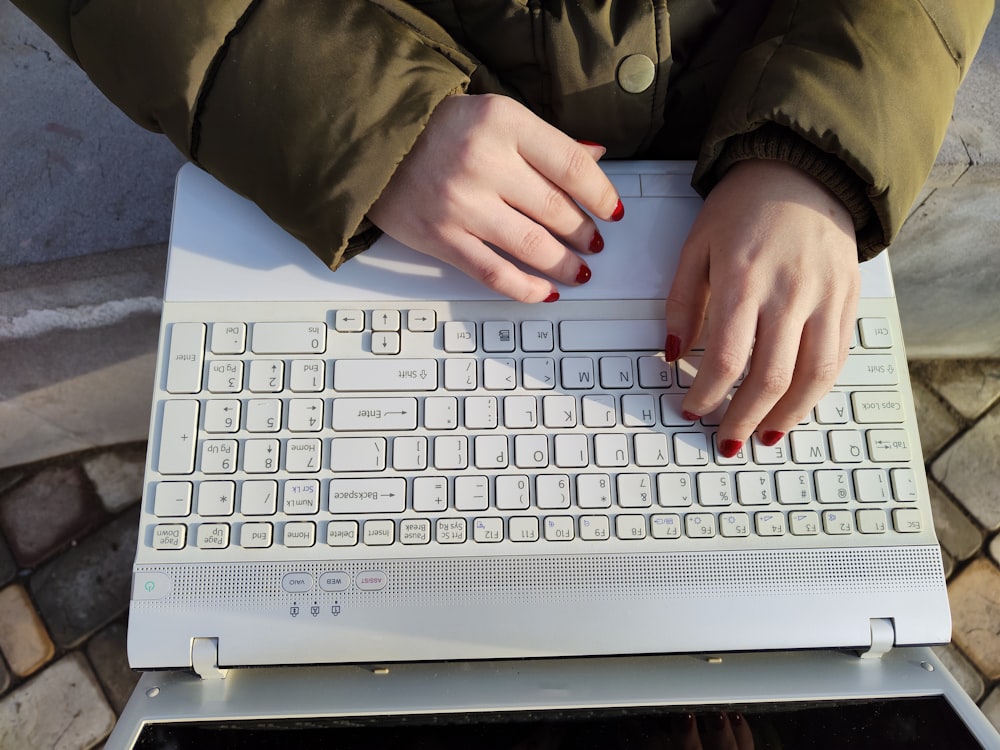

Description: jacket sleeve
[10,0,479,269]
[691,0,994,259]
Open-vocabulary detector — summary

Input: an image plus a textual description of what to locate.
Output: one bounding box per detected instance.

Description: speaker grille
[134,547,944,611]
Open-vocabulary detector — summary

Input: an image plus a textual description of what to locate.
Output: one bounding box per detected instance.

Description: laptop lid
[106,647,1000,749]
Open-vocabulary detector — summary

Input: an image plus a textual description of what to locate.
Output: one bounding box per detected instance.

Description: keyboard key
[473,517,504,543]
[444,359,477,390]
[856,509,889,534]
[650,513,682,539]
[579,515,611,540]
[203,399,240,433]
[287,399,323,432]
[543,516,575,541]
[289,360,325,392]
[554,434,589,468]
[467,396,501,431]
[240,522,273,548]
[153,524,187,550]
[331,397,418,431]
[536,474,572,509]
[815,391,850,424]
[893,508,924,533]
[514,435,549,469]
[523,357,556,390]
[561,357,596,389]
[599,357,634,389]
[196,523,230,549]
[246,399,281,432]
[413,476,449,512]
[542,395,577,428]
[829,430,865,463]
[424,396,458,429]
[241,481,277,515]
[673,432,709,466]
[153,482,192,517]
[509,517,540,542]
[634,433,669,467]
[407,310,437,333]
[617,473,653,508]
[363,519,395,546]
[400,519,432,545]
[790,431,826,464]
[165,323,205,394]
[660,394,696,427]
[815,469,851,503]
[822,510,854,535]
[685,513,717,538]
[210,323,246,354]
[251,322,326,354]
[496,475,530,510]
[891,468,919,501]
[788,511,820,536]
[775,471,812,504]
[504,396,538,429]
[521,321,555,352]
[444,321,477,352]
[329,478,406,513]
[736,472,772,506]
[697,472,733,506]
[836,354,898,386]
[657,473,694,507]
[207,360,243,393]
[559,319,664,351]
[433,436,468,470]
[621,395,656,427]
[326,520,359,546]
[719,512,751,538]
[331,437,386,472]
[483,321,516,352]
[284,522,316,547]
[754,512,786,537]
[248,360,284,392]
[334,359,437,391]
[283,479,320,514]
[484,358,517,389]
[158,400,199,474]
[638,356,672,388]
[198,481,235,516]
[854,468,891,502]
[615,515,647,540]
[334,310,364,332]
[594,433,628,467]
[436,518,467,544]
[582,395,616,427]
[454,475,488,511]
[577,474,613,508]
[200,439,236,474]
[867,429,912,462]
[371,309,401,332]
[859,318,893,348]
[244,439,280,473]
[851,392,905,423]
[286,439,322,473]
[474,435,508,469]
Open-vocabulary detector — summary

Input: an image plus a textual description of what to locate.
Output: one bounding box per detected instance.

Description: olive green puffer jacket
[12,0,993,267]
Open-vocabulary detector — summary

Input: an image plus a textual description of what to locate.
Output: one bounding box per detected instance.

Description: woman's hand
[368,93,622,303]
[665,159,861,457]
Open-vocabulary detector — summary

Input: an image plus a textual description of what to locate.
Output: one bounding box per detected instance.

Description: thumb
[664,236,710,361]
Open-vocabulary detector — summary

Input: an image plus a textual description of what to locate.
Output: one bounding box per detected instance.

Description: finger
[680,292,758,424]
[673,713,704,750]
[664,235,711,362]
[419,224,558,303]
[714,308,809,449]
[501,163,606,256]
[729,713,755,750]
[705,712,741,750]
[757,296,855,439]
[515,126,622,222]
[469,196,593,288]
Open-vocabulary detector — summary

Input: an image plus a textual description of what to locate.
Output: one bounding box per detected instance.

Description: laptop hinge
[191,637,229,679]
[858,618,895,659]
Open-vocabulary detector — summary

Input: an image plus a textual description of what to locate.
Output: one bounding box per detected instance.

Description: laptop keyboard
[142,298,931,562]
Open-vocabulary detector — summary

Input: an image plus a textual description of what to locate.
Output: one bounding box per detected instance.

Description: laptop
[106,161,1000,748]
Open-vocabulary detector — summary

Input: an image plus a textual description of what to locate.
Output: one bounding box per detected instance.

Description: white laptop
[106,161,1000,748]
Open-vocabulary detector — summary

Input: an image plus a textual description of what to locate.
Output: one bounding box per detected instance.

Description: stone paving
[0,360,998,747]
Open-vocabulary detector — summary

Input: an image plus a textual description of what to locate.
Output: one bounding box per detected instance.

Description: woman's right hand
[368,94,622,302]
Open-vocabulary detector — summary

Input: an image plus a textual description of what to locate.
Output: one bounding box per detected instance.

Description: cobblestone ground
[0,360,998,748]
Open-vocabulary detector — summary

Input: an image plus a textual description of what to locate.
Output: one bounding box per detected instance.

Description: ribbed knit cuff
[712,124,884,260]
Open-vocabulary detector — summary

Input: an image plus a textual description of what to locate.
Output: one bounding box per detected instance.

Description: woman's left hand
[664,158,861,457]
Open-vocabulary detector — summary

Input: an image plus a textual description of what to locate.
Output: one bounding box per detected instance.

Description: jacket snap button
[617,54,655,94]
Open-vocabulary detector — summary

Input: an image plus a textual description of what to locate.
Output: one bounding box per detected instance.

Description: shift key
[835,354,898,386]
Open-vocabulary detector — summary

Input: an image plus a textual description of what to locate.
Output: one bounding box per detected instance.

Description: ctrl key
[152,524,187,550]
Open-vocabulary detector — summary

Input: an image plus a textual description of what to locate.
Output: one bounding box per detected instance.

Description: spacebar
[560,320,666,352]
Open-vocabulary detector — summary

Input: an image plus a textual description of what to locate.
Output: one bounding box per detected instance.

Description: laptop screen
[132,696,984,749]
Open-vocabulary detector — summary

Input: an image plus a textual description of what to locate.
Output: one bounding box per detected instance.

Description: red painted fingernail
[589,229,604,253]
[681,410,700,422]
[543,290,560,303]
[719,439,743,459]
[611,199,625,222]
[576,139,604,148]
[664,334,681,362]
[576,265,592,284]
[761,430,785,446]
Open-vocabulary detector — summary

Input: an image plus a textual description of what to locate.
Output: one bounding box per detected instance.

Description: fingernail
[719,439,743,459]
[544,290,560,303]
[576,265,592,284]
[611,199,625,222]
[683,713,696,731]
[711,712,726,731]
[732,713,744,726]
[761,430,785,446]
[681,410,700,422]
[589,229,604,253]
[576,139,604,148]
[664,334,681,362]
